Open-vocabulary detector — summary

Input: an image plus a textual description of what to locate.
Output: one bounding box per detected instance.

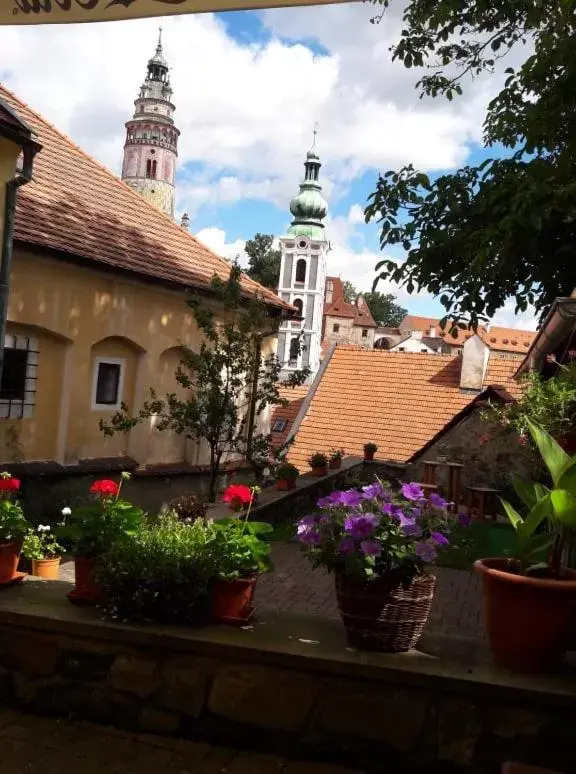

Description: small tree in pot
[308,452,328,477]
[275,462,299,491]
[363,442,378,462]
[0,473,27,583]
[475,419,576,672]
[329,448,345,470]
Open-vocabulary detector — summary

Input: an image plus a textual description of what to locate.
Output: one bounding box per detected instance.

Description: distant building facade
[323,277,377,350]
[121,30,179,218]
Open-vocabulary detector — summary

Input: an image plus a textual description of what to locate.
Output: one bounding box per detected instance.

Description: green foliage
[364,442,378,453]
[275,462,299,481]
[329,448,345,461]
[366,0,576,327]
[244,233,281,290]
[501,420,576,575]
[342,281,357,303]
[483,366,576,441]
[100,264,309,501]
[361,291,407,326]
[211,518,273,581]
[22,525,62,560]
[0,486,27,543]
[60,488,145,559]
[98,515,215,623]
[167,492,208,522]
[308,452,328,468]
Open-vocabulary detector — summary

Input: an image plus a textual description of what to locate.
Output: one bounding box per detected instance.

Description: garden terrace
[0,581,574,773]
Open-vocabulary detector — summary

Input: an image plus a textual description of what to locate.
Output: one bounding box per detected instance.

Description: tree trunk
[208,446,221,503]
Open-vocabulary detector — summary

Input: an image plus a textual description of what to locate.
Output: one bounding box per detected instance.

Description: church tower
[277,133,329,381]
[121,30,179,218]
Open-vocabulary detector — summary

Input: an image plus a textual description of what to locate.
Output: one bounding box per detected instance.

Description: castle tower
[121,29,179,218]
[277,131,329,381]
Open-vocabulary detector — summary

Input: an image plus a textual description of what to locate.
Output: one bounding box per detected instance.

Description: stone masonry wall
[0,624,574,774]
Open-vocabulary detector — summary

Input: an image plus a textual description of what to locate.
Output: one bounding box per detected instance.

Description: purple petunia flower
[361,482,385,500]
[403,522,422,537]
[457,512,472,527]
[383,503,404,519]
[401,482,425,501]
[338,489,364,508]
[317,491,342,509]
[430,531,450,546]
[344,512,379,539]
[415,542,437,563]
[429,492,448,510]
[339,536,356,555]
[360,539,381,557]
[296,515,322,546]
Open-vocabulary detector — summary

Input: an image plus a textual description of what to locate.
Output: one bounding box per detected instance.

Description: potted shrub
[0,473,28,584]
[436,442,449,463]
[98,513,215,623]
[296,480,464,652]
[308,452,328,477]
[474,419,576,673]
[60,473,144,604]
[23,524,63,580]
[210,484,272,624]
[329,448,345,470]
[363,442,378,462]
[275,462,299,491]
[168,492,208,522]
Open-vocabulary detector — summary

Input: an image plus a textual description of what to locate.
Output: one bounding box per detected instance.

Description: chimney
[180,212,190,230]
[413,330,423,341]
[428,325,436,338]
[460,335,490,391]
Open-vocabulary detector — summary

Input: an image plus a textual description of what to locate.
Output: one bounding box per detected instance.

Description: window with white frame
[0,335,38,419]
[272,418,287,433]
[92,357,125,410]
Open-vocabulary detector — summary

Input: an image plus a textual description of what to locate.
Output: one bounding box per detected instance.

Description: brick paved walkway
[0,709,363,774]
[61,542,484,639]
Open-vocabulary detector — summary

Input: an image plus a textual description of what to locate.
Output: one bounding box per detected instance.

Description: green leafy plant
[364,442,378,453]
[0,473,27,543]
[329,448,345,462]
[276,462,299,482]
[308,452,328,468]
[22,524,62,560]
[60,474,144,559]
[98,514,216,623]
[211,518,273,581]
[500,420,576,576]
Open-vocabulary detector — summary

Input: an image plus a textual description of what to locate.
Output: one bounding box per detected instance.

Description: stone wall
[0,591,574,774]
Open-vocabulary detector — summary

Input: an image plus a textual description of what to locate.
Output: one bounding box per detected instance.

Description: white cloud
[195,227,247,265]
[347,204,365,225]
[492,301,539,331]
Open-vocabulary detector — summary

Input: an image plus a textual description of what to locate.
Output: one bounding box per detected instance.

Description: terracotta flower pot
[211,576,257,625]
[276,479,296,491]
[31,557,61,580]
[0,541,22,583]
[335,571,435,652]
[474,558,576,672]
[310,465,327,477]
[69,556,103,605]
[329,459,342,470]
[363,450,375,462]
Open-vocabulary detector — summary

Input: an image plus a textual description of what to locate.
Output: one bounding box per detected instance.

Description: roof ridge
[0,82,269,299]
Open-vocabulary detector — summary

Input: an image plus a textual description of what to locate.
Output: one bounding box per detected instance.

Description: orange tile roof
[270,385,310,450]
[400,315,535,354]
[0,85,287,311]
[324,276,376,327]
[287,348,523,471]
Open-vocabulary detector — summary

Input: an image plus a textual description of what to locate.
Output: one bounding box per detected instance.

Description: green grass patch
[268,520,296,542]
[438,521,519,571]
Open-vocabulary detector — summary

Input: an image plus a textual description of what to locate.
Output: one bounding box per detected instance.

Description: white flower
[61,507,71,516]
[37,524,51,533]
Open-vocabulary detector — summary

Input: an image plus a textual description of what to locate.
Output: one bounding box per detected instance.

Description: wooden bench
[466,485,500,521]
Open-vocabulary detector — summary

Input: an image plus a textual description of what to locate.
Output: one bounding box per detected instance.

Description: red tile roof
[287,348,523,471]
[401,315,536,354]
[324,276,377,327]
[0,85,288,310]
[270,385,310,450]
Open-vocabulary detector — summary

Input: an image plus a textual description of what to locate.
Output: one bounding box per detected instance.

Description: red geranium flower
[0,477,20,491]
[90,479,119,497]
[223,484,253,512]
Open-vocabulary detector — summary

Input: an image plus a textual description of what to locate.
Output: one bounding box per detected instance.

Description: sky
[0,4,537,329]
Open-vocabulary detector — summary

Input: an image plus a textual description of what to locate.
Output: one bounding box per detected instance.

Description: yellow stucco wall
[4,248,251,466]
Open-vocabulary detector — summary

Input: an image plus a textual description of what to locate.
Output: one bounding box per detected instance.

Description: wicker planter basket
[335,571,436,652]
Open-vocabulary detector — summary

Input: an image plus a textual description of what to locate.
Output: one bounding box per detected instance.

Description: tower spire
[286,129,328,239]
[156,25,163,55]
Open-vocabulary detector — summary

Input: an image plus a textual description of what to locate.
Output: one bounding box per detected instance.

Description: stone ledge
[0,581,574,710]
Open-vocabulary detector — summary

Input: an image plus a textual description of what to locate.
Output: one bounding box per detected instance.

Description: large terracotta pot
[69,556,103,605]
[211,576,257,625]
[31,557,61,580]
[276,479,296,491]
[310,465,327,477]
[335,571,435,652]
[0,541,22,583]
[363,450,375,462]
[474,558,576,672]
